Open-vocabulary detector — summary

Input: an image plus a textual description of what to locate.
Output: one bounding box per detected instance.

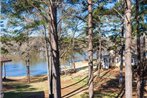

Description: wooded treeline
[1,0,147,98]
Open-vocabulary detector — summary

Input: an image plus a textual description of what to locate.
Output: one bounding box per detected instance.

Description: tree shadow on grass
[62,75,88,89]
[4,82,45,98]
[31,75,48,83]
[62,84,88,98]
[80,92,118,98]
[80,72,125,98]
[4,91,45,98]
[94,74,125,98]
[62,69,114,98]
[62,75,88,98]
[75,68,147,98]
[3,82,37,91]
[3,78,17,82]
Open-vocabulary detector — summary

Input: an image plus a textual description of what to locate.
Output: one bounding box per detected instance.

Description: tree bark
[43,25,53,97]
[49,46,53,98]
[3,63,6,80]
[26,32,30,83]
[119,23,124,87]
[136,0,143,98]
[71,56,76,72]
[71,32,76,72]
[96,32,101,76]
[88,0,94,98]
[48,2,61,98]
[141,34,146,98]
[124,0,132,98]
[0,63,4,98]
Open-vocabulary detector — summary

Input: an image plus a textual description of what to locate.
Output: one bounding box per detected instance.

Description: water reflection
[3,52,91,77]
[3,61,47,77]
[3,52,47,77]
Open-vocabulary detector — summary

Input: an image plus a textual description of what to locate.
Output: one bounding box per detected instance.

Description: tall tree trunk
[48,2,61,98]
[137,34,146,98]
[136,0,143,98]
[119,23,124,87]
[71,31,76,72]
[140,33,146,98]
[3,63,6,80]
[0,63,4,98]
[71,55,76,72]
[43,26,53,97]
[96,31,101,76]
[124,0,132,98]
[96,22,100,72]
[4,65,6,79]
[26,32,30,83]
[49,46,53,98]
[88,0,94,98]
[26,62,30,83]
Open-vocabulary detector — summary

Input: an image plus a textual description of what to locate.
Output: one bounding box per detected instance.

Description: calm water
[2,53,96,77]
[3,61,48,77]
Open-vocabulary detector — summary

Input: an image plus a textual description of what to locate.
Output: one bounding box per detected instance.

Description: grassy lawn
[3,68,146,98]
[3,77,47,98]
[3,69,119,98]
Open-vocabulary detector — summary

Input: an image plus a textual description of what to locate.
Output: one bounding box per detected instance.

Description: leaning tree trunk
[48,2,61,98]
[124,0,132,98]
[88,0,94,98]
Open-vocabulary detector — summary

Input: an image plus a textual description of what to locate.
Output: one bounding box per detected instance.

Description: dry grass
[3,67,147,98]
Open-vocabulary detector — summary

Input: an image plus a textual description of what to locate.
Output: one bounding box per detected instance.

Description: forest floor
[2,62,147,98]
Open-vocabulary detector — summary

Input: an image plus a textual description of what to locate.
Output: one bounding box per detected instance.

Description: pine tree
[124,0,132,98]
[88,0,94,98]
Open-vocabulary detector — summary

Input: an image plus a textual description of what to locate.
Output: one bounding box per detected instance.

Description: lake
[3,61,48,77]
[2,52,92,77]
